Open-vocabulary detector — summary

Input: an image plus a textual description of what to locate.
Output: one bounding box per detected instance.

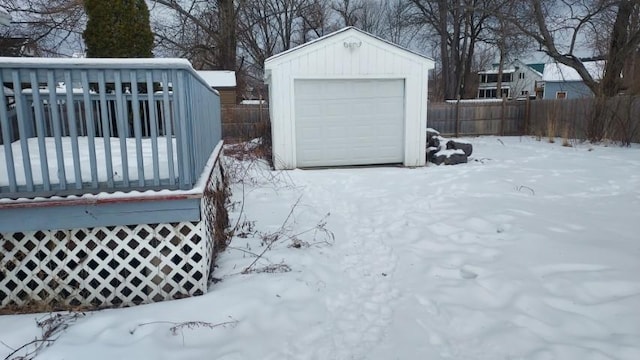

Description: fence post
[455,95,460,137]
[523,97,531,136]
[500,96,506,136]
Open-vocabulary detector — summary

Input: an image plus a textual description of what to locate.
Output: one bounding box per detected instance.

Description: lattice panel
[0,221,212,309]
[0,148,227,311]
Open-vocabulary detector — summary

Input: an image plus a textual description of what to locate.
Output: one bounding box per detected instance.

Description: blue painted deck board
[0,196,201,233]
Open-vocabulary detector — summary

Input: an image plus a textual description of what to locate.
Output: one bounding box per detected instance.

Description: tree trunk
[217,0,237,70]
[496,44,505,99]
[601,0,634,97]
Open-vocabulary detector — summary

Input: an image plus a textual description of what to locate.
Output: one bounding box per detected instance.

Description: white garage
[264,27,434,170]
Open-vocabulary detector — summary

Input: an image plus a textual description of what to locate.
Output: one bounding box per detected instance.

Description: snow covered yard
[1,136,639,360]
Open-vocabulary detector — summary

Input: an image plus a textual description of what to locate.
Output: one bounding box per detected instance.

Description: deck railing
[0,58,221,199]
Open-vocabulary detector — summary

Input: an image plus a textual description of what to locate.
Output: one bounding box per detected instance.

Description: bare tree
[484,1,533,98]
[151,0,238,70]
[299,0,332,42]
[508,0,640,141]
[237,0,318,82]
[409,0,496,100]
[380,0,422,47]
[510,0,640,97]
[0,0,85,56]
[331,0,363,27]
[358,1,385,34]
[330,1,422,48]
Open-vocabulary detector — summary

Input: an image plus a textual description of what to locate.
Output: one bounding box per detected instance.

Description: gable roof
[480,59,543,77]
[543,61,605,82]
[528,63,545,74]
[265,26,433,65]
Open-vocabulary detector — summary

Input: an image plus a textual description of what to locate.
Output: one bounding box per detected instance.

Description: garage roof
[265,27,433,66]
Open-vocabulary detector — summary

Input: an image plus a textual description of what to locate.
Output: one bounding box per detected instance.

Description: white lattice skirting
[0,154,226,310]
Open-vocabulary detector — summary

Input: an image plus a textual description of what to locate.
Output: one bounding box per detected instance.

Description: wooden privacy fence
[428,99,526,136]
[222,104,270,140]
[528,97,640,143]
[428,97,640,143]
[222,97,640,143]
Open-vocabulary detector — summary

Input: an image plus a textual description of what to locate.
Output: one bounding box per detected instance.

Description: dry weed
[3,312,85,360]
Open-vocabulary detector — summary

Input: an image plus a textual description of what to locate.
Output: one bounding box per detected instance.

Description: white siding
[265,27,434,169]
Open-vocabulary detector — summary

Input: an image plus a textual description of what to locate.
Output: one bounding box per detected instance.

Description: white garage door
[294,79,405,167]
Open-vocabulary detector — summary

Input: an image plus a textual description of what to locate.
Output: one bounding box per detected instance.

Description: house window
[478,89,486,98]
[502,73,513,83]
[479,74,487,83]
[556,91,567,99]
[521,90,529,96]
[501,88,509,98]
[519,72,525,79]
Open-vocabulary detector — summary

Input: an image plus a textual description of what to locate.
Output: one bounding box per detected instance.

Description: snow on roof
[479,60,544,76]
[196,70,236,88]
[543,61,605,82]
[240,99,266,105]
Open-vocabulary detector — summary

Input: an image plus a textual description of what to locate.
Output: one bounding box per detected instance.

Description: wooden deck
[0,58,227,310]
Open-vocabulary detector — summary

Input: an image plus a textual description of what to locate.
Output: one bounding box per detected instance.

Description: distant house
[197,70,237,107]
[477,59,543,100]
[197,70,237,134]
[541,61,605,99]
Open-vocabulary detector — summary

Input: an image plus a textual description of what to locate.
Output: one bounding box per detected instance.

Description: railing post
[29,71,51,192]
[161,71,175,186]
[145,71,160,186]
[129,71,145,187]
[64,71,83,190]
[80,70,99,189]
[97,72,114,189]
[12,70,35,191]
[114,71,130,187]
[0,72,18,193]
[47,70,67,191]
[174,69,192,189]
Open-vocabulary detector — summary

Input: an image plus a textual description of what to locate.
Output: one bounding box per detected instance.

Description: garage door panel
[295,79,405,167]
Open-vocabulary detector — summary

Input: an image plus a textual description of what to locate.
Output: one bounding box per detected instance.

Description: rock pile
[426,128,473,165]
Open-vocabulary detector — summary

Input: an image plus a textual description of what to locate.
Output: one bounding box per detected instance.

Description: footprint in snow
[459,267,479,279]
